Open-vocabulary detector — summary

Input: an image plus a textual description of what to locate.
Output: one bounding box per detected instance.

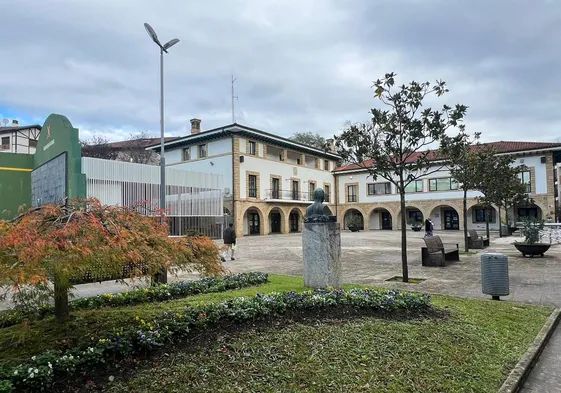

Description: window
[324,160,329,171]
[518,170,531,193]
[198,144,207,158]
[367,182,391,195]
[405,180,423,193]
[473,208,496,223]
[309,182,316,200]
[347,185,358,202]
[29,139,38,148]
[248,141,257,155]
[248,175,257,198]
[182,147,191,161]
[296,157,302,165]
[1,137,9,150]
[292,180,300,200]
[279,152,285,161]
[315,158,320,169]
[429,177,458,191]
[271,177,280,199]
[324,185,330,202]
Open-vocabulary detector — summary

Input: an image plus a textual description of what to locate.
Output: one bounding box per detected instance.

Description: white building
[0,120,41,154]
[150,120,561,236]
[149,119,340,236]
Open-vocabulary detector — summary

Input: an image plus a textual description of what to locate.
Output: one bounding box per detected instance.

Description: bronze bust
[305,188,336,223]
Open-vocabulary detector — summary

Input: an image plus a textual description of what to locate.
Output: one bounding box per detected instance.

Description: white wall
[513,155,547,194]
[240,151,335,200]
[336,154,551,205]
[164,137,233,195]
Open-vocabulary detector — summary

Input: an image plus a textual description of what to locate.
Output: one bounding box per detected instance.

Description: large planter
[348,224,360,232]
[411,224,422,232]
[514,243,551,258]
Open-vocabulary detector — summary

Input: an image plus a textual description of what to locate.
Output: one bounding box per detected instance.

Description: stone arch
[267,206,286,234]
[428,204,460,231]
[242,206,265,236]
[467,204,500,231]
[343,208,365,230]
[368,207,394,230]
[397,205,424,229]
[515,202,544,221]
[287,207,304,233]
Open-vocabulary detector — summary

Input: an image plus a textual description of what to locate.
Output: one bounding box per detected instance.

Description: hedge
[0,288,431,392]
[0,272,269,328]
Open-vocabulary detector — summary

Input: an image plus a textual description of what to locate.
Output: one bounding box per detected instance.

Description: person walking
[221,223,236,262]
[424,218,434,237]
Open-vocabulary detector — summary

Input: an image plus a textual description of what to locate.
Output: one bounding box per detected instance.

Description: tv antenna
[231,74,238,123]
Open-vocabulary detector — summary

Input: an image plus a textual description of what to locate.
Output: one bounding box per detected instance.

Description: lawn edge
[498,307,561,393]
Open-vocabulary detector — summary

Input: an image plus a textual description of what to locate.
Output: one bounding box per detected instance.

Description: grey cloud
[1,0,560,142]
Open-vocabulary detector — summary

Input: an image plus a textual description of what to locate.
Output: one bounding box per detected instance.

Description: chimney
[190,118,201,134]
[11,119,19,126]
[326,138,335,152]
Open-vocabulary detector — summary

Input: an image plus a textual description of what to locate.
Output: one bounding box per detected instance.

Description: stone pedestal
[302,221,341,288]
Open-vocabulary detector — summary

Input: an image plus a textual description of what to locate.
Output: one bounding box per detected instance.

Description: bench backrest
[423,236,444,253]
[468,229,479,239]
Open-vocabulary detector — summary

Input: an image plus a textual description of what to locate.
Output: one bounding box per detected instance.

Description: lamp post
[144,23,179,284]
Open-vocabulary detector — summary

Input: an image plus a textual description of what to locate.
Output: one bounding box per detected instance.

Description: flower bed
[0,272,269,328]
[0,288,431,392]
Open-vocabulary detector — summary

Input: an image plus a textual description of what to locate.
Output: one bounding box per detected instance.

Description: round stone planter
[347,225,360,232]
[514,243,551,258]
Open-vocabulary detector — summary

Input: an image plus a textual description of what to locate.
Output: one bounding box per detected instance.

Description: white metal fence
[82,157,224,238]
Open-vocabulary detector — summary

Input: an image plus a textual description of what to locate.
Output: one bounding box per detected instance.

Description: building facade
[334,141,561,232]
[0,120,41,154]
[152,120,341,237]
[154,123,561,237]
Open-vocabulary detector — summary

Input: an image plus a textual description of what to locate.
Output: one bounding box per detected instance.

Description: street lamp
[144,22,179,284]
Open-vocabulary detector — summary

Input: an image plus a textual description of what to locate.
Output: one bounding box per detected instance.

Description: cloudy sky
[1,0,561,142]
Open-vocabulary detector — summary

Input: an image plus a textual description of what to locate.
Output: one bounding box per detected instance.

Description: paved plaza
[227,230,561,307]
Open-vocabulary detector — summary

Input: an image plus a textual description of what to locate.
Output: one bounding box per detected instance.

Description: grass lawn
[0,274,553,392]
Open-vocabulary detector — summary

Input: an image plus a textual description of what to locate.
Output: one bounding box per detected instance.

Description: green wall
[34,114,86,200]
[0,113,86,220]
[0,153,33,219]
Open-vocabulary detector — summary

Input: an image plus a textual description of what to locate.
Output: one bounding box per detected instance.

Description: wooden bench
[422,236,459,267]
[467,229,489,249]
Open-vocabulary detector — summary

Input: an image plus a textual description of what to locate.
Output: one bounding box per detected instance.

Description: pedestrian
[221,223,236,262]
[424,218,434,237]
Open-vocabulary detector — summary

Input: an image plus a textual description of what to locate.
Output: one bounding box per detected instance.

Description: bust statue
[305,188,336,223]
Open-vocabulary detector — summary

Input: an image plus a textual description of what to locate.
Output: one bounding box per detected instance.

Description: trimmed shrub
[0,273,269,328]
[0,288,431,392]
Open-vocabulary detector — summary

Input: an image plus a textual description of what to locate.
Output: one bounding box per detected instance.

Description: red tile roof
[334,140,561,172]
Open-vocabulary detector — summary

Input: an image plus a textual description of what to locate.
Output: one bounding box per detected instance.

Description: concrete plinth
[302,221,341,288]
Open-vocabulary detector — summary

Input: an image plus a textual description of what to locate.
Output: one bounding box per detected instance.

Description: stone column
[302,222,342,288]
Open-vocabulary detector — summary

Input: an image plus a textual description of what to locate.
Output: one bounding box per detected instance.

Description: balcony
[264,189,312,203]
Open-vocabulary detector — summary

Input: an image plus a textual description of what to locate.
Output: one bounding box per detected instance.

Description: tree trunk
[463,189,469,253]
[504,202,510,236]
[399,191,409,283]
[485,207,490,240]
[498,205,502,238]
[152,268,168,285]
[54,275,69,322]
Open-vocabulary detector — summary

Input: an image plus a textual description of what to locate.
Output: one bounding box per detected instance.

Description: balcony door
[292,181,299,200]
[272,178,280,199]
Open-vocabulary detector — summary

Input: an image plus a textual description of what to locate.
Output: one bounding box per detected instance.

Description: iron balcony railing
[265,189,313,202]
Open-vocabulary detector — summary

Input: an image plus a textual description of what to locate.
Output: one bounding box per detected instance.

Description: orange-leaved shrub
[0,198,224,322]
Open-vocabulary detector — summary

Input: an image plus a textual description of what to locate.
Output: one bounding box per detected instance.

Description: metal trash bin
[481,253,509,300]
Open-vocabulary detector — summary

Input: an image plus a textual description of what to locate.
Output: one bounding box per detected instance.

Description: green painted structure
[0,153,33,219]
[0,114,86,220]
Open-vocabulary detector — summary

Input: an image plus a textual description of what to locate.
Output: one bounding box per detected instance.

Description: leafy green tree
[477,156,528,236]
[441,132,496,251]
[291,132,326,149]
[335,73,467,282]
